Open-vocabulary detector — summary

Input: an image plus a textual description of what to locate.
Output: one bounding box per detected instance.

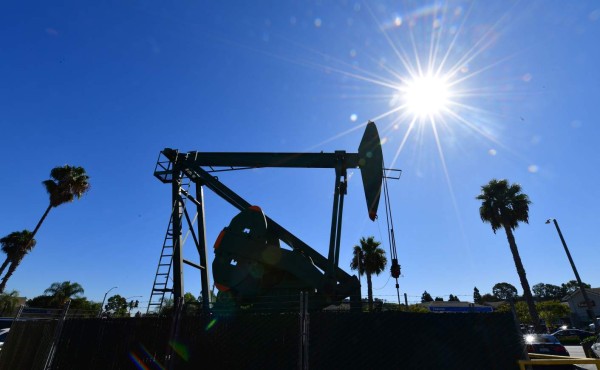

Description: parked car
[524,334,570,356]
[0,328,9,349]
[551,329,595,344]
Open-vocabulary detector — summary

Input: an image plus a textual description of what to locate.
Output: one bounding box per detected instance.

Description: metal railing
[517,353,600,369]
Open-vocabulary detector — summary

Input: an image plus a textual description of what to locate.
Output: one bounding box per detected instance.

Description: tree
[477,179,540,327]
[537,300,571,331]
[26,295,54,308]
[350,236,387,311]
[481,293,499,303]
[406,304,431,313]
[0,290,20,315]
[496,300,570,328]
[448,294,460,302]
[199,289,216,303]
[159,298,174,316]
[473,287,483,304]
[26,284,97,315]
[31,165,91,241]
[533,283,564,301]
[0,230,36,293]
[105,294,128,317]
[421,291,433,303]
[561,280,590,296]
[69,297,101,315]
[381,302,401,311]
[0,166,89,294]
[495,301,532,324]
[182,292,203,315]
[128,299,139,315]
[183,292,198,304]
[434,297,444,302]
[44,281,84,306]
[493,282,518,301]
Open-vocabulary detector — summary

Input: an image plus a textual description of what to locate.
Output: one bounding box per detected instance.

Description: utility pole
[546,219,597,331]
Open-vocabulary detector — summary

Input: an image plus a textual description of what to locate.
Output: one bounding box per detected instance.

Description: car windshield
[524,335,560,344]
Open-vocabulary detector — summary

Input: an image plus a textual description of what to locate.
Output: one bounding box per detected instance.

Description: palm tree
[0,231,37,293]
[0,231,33,277]
[476,179,540,327]
[31,165,90,242]
[0,290,20,316]
[44,281,84,306]
[0,166,90,294]
[350,236,387,311]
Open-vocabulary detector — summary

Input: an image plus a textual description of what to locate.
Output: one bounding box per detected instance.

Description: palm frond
[476,179,530,232]
[45,165,90,207]
[0,230,36,257]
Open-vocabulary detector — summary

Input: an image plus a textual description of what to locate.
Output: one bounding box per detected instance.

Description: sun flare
[303,2,509,174]
[401,73,451,119]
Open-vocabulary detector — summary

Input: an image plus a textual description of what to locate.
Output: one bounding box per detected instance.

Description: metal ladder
[146,177,191,314]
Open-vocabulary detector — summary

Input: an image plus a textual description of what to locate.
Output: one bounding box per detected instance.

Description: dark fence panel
[309,312,524,370]
[0,319,57,370]
[0,311,524,369]
[177,313,299,369]
[51,313,299,370]
[52,317,171,370]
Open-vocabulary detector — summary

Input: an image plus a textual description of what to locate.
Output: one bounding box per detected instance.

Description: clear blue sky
[2,1,599,307]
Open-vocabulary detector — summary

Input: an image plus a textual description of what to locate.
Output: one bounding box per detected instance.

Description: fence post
[0,305,24,364]
[298,292,309,370]
[165,297,185,370]
[44,299,71,370]
[13,304,24,321]
[509,297,531,370]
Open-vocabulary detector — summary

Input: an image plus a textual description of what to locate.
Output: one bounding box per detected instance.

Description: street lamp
[545,218,597,330]
[98,286,118,318]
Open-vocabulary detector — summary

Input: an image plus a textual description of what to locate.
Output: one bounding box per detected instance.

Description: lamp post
[546,219,597,330]
[98,286,118,318]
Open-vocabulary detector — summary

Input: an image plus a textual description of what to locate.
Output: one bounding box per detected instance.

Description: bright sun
[401,74,451,119]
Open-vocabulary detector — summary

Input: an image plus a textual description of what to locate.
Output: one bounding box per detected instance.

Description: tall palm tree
[0,166,88,294]
[350,236,387,311]
[0,230,36,293]
[44,281,84,306]
[31,165,91,242]
[476,179,540,327]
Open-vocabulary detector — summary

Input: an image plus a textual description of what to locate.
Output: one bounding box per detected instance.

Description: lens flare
[169,340,190,362]
[129,344,166,370]
[128,352,151,370]
[205,318,218,331]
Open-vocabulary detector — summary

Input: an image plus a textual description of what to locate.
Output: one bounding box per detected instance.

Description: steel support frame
[196,185,211,310]
[154,121,385,310]
[159,151,361,308]
[171,168,184,300]
[166,178,212,309]
[326,152,348,283]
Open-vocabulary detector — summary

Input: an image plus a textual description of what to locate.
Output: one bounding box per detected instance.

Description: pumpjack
[150,122,387,312]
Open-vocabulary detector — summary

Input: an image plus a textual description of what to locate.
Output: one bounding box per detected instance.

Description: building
[421,301,493,313]
[562,288,600,328]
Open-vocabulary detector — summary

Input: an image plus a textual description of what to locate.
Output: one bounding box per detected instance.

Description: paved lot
[565,345,597,370]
